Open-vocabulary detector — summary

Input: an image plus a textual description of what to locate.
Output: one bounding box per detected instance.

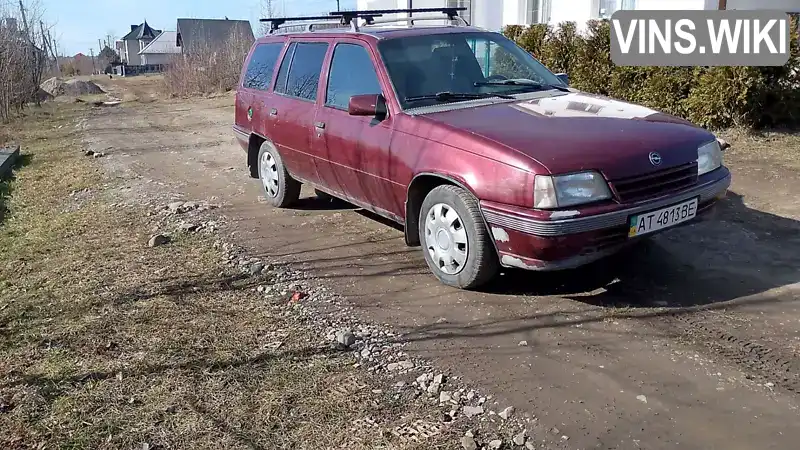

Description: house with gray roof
[116,21,161,66]
[138,31,180,65]
[175,18,254,55]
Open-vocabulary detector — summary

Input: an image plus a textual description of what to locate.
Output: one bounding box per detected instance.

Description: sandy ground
[85,78,800,450]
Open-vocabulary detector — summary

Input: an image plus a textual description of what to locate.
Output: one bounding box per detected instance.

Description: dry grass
[90,75,164,104]
[720,128,800,170]
[162,31,251,97]
[0,104,455,449]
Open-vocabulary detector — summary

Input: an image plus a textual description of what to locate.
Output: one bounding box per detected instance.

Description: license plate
[628,197,698,238]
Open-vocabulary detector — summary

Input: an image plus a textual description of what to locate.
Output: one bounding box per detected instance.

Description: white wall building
[356,0,796,32]
[138,31,180,65]
[115,21,161,66]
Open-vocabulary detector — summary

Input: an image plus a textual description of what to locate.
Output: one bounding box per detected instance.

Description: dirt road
[86,79,800,449]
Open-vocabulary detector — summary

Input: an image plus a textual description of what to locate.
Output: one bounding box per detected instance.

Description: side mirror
[348,94,387,118]
[555,73,569,86]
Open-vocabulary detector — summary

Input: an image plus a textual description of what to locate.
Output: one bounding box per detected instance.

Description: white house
[115,21,161,66]
[138,31,180,65]
[356,0,797,32]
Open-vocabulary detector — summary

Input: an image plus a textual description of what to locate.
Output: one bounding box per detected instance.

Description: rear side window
[274,42,296,94]
[326,44,382,110]
[243,42,284,90]
[275,42,329,101]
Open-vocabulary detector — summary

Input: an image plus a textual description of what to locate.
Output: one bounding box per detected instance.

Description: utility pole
[40,21,60,75]
[98,39,104,74]
[90,48,97,75]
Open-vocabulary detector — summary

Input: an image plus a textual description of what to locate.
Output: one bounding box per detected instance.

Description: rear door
[268,39,330,185]
[236,40,285,138]
[313,38,401,217]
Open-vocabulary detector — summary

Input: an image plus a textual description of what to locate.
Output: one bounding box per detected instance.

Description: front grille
[611,162,698,203]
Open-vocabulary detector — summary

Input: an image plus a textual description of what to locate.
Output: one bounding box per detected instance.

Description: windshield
[377,31,565,109]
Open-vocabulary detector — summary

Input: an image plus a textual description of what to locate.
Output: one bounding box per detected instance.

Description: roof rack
[260,7,468,34]
[261,15,350,34]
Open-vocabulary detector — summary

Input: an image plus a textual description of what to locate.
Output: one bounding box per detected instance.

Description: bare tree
[105,30,117,50]
[163,23,254,97]
[259,0,276,36]
[0,0,55,122]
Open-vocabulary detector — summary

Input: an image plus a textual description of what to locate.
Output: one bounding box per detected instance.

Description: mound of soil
[34,88,54,102]
[40,77,104,97]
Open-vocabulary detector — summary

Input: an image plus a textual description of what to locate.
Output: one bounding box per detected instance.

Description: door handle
[269,108,278,116]
[314,121,326,130]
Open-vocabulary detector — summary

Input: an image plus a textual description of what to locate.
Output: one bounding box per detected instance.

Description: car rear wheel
[418,185,498,289]
[258,141,300,208]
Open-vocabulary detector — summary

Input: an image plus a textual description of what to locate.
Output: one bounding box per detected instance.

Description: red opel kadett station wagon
[233,8,731,289]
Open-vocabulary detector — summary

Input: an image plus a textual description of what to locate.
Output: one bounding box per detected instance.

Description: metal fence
[113,63,167,77]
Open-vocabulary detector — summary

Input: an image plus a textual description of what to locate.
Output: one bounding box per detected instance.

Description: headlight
[534,171,612,209]
[698,140,722,176]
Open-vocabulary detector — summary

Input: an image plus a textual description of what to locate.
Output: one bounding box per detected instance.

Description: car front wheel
[257,141,300,208]
[418,185,498,289]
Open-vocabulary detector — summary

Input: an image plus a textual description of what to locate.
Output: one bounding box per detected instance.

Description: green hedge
[503,17,800,130]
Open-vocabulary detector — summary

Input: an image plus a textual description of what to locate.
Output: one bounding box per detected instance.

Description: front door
[313,39,401,217]
[269,40,330,185]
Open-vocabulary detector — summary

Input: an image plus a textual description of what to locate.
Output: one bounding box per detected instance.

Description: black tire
[257,141,300,208]
[418,185,499,289]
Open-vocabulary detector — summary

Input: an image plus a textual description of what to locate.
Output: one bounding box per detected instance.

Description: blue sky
[42,0,356,56]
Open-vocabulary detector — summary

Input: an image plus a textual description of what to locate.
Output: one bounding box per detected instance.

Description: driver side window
[468,38,542,82]
[326,43,382,110]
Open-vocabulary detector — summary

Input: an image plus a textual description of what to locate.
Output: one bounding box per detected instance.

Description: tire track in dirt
[657,310,800,395]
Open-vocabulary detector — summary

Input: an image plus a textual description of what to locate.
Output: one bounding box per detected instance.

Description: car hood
[421,92,716,180]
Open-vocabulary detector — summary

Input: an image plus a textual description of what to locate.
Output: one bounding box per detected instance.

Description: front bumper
[481,168,732,271]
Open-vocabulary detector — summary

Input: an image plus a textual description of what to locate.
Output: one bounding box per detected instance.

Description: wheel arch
[247,133,276,179]
[404,172,480,247]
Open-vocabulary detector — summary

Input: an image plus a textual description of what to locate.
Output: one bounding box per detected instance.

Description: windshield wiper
[405,91,515,103]
[474,79,570,92]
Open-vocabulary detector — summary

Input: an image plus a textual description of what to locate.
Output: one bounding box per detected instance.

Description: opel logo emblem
[649,152,662,166]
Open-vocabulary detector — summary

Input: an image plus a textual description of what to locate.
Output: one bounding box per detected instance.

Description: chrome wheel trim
[260,151,279,198]
[424,202,469,275]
